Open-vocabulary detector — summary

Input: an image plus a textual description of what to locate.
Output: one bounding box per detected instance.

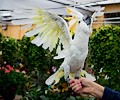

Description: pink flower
[5,68,10,73]
[52,66,56,72]
[22,70,26,74]
[15,69,20,72]
[6,65,14,71]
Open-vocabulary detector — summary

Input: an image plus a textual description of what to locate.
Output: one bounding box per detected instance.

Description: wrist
[92,82,104,99]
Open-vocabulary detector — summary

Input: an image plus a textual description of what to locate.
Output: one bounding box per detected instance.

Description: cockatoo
[19,7,103,85]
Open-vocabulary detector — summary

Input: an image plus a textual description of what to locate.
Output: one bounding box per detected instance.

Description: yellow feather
[69,73,76,79]
[55,70,64,79]
[64,16,74,21]
[69,21,78,36]
[66,6,72,14]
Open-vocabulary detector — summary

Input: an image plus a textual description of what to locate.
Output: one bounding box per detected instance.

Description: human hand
[69,77,104,99]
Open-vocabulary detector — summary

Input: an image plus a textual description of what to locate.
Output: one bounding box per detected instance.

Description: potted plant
[0,64,28,100]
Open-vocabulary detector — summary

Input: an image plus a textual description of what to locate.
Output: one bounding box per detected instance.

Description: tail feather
[45,69,96,85]
[45,70,64,85]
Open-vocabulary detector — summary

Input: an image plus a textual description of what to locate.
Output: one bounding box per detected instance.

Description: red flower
[6,65,14,71]
[5,68,10,73]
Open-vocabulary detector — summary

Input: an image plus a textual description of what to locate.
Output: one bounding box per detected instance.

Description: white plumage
[12,7,103,85]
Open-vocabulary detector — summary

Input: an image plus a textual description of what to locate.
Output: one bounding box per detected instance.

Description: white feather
[54,49,68,59]
[35,26,56,47]
[13,6,102,85]
[31,35,40,45]
[45,73,60,85]
[25,26,41,37]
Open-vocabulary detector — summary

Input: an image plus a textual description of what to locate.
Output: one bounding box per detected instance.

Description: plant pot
[0,85,17,100]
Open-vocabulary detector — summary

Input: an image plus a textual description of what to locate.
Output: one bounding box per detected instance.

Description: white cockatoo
[15,7,103,85]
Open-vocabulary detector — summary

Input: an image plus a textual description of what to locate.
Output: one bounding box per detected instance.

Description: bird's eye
[78,21,81,23]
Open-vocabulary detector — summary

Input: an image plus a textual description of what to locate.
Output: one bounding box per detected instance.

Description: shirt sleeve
[102,87,120,100]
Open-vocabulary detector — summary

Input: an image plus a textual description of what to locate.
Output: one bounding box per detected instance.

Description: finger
[70,80,82,87]
[69,79,76,84]
[69,79,79,83]
[74,84,82,92]
[69,82,76,88]
[72,83,82,91]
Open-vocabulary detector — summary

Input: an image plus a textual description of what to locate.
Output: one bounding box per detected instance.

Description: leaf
[66,96,76,100]
[109,36,113,40]
[40,95,49,100]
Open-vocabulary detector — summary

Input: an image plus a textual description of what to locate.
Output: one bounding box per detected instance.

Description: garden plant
[0,24,120,100]
[87,25,120,91]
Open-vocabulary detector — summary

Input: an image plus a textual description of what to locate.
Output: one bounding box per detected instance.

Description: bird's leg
[75,61,85,79]
[75,68,82,79]
[64,65,70,80]
[59,62,70,81]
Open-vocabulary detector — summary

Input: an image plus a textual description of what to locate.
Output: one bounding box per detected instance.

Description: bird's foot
[66,77,70,83]
[75,76,80,79]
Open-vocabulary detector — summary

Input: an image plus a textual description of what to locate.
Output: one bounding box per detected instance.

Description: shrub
[88,25,120,91]
[0,35,20,64]
[0,33,95,99]
[0,64,28,100]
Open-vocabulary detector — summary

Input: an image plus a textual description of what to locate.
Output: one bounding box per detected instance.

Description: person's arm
[102,87,120,100]
[69,78,120,100]
[69,78,104,99]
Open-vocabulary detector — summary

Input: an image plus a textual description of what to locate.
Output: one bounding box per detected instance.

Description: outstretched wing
[25,9,72,53]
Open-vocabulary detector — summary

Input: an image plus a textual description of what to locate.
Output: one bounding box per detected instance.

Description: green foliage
[0,34,62,70]
[0,33,95,99]
[88,25,120,91]
[22,68,95,100]
[23,86,94,100]
[0,36,20,64]
[18,36,63,74]
[0,70,28,86]
[0,33,3,63]
[0,34,1,41]
[0,65,28,99]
